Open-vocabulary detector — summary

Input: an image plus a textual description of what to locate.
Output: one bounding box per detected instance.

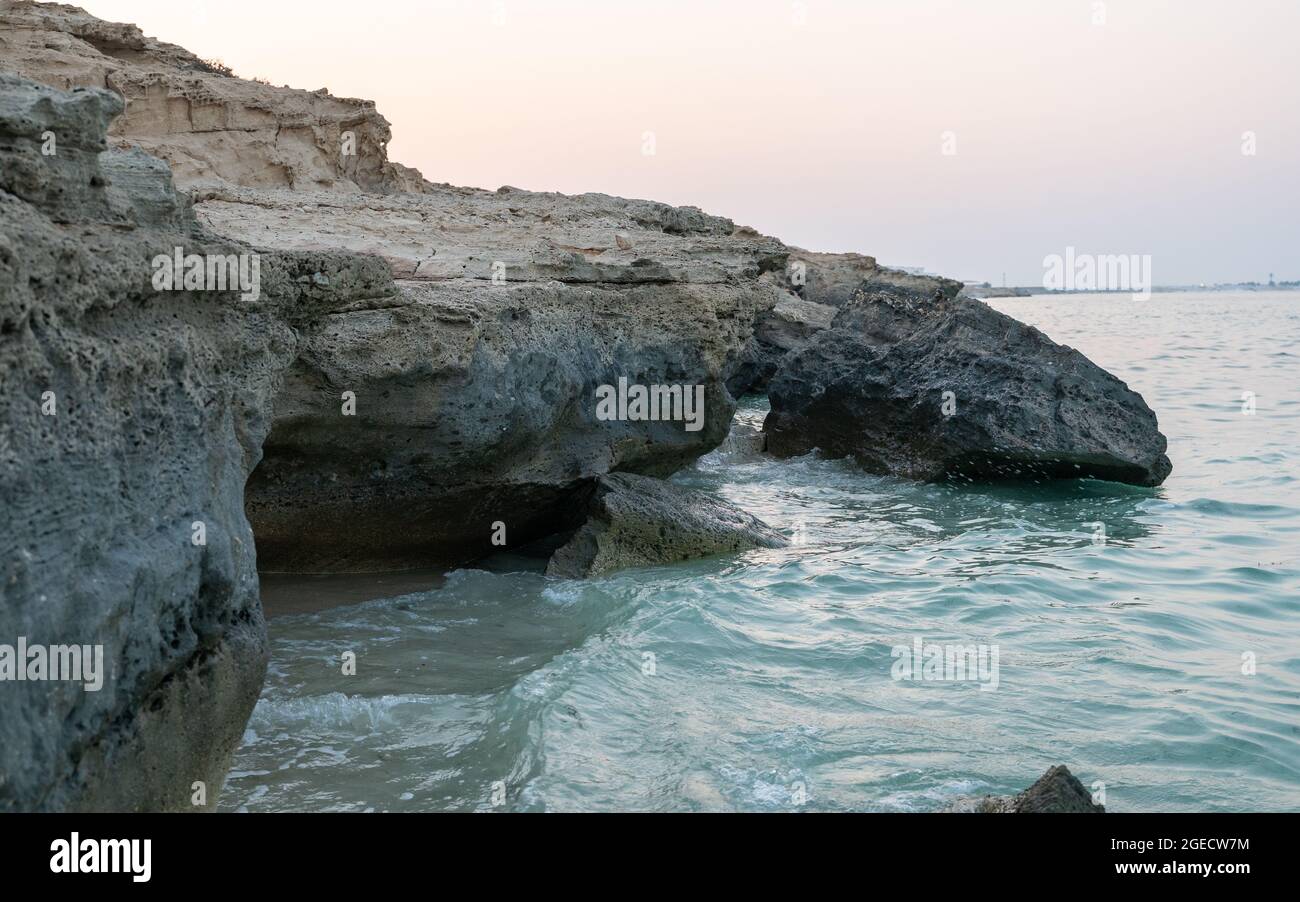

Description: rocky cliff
[0,6,792,807]
[0,72,275,810]
[1,1,803,573]
[0,3,1170,810]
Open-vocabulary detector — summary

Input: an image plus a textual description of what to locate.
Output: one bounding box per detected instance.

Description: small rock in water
[945,765,1104,813]
[546,473,788,578]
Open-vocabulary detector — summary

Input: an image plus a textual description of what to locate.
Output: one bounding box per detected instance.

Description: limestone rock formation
[1,4,792,573]
[181,140,790,575]
[946,765,1105,813]
[246,276,780,571]
[0,4,1176,814]
[765,285,1173,487]
[546,473,788,578]
[0,0,424,192]
[192,181,788,286]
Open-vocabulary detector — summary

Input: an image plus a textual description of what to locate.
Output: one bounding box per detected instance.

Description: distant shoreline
[968,284,1300,298]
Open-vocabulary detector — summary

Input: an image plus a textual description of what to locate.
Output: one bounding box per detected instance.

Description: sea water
[222,292,1300,812]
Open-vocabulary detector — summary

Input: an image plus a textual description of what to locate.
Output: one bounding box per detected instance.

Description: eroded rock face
[727,287,837,397]
[946,765,1105,813]
[765,286,1172,486]
[0,72,387,810]
[246,275,778,571]
[545,473,788,578]
[148,87,793,574]
[0,73,276,810]
[0,0,424,193]
[244,275,774,571]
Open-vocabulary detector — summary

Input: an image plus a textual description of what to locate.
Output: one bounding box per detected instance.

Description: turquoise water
[222,292,1300,812]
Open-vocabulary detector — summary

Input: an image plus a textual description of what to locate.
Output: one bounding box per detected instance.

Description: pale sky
[82,0,1300,284]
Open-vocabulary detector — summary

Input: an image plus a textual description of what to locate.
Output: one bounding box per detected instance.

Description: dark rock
[728,258,962,396]
[946,765,1105,813]
[765,286,1172,487]
[727,289,837,396]
[0,73,272,811]
[0,72,124,222]
[545,473,788,578]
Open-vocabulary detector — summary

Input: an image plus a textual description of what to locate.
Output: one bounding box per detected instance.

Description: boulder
[946,765,1105,813]
[765,286,1172,486]
[545,473,788,578]
[714,418,768,459]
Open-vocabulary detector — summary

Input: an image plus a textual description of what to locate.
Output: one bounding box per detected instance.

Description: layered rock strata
[0,0,424,192]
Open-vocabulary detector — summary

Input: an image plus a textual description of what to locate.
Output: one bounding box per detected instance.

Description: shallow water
[223,292,1300,812]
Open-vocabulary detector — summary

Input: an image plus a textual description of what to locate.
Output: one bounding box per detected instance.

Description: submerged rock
[946,765,1105,813]
[546,473,788,578]
[765,286,1172,486]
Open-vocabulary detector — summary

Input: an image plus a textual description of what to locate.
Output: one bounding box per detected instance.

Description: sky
[82,0,1300,285]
